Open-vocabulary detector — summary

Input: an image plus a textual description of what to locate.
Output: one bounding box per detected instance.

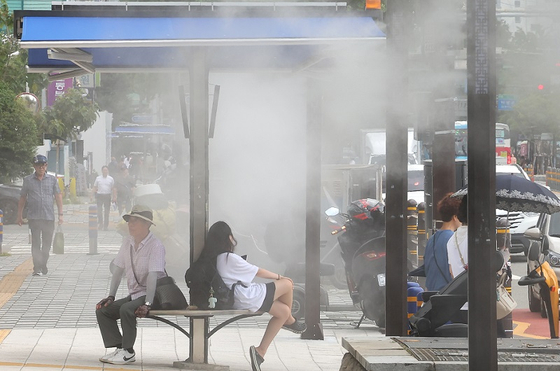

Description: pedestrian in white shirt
[447,196,468,278]
[446,195,469,323]
[92,165,116,230]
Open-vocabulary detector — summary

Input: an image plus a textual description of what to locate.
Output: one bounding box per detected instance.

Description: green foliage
[95,73,160,126]
[499,92,560,137]
[0,81,39,182]
[0,0,12,31]
[498,26,559,137]
[43,88,100,140]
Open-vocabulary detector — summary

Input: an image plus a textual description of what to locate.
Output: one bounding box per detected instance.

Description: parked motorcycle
[326,198,387,328]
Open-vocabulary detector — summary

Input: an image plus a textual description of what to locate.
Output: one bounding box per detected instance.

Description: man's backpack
[185,257,237,310]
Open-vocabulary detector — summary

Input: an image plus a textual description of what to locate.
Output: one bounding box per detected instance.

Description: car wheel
[528,285,541,313]
[291,285,305,320]
[0,199,18,225]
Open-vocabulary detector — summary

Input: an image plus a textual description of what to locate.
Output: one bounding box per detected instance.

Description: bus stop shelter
[15,2,385,339]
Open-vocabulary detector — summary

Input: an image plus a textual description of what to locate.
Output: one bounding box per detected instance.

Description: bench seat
[149,309,256,316]
[146,309,264,368]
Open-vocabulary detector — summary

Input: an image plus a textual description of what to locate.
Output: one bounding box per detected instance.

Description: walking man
[92,165,116,230]
[17,155,63,276]
[95,205,166,365]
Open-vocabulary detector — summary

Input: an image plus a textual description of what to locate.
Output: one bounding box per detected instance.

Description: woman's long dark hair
[199,221,237,261]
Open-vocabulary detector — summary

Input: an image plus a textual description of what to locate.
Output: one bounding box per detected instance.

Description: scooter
[518,243,559,339]
[325,198,387,328]
[409,250,506,337]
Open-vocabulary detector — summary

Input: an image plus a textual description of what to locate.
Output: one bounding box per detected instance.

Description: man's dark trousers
[96,296,145,349]
[28,219,55,274]
[96,194,111,229]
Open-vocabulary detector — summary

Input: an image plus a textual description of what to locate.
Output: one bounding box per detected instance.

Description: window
[515,16,521,23]
[515,0,520,7]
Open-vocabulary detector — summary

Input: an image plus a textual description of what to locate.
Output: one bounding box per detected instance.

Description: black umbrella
[452,174,560,214]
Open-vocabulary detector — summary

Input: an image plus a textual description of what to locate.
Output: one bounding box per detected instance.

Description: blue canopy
[18,12,385,73]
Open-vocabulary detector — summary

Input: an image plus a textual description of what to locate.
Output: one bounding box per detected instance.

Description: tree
[42,88,100,140]
[0,81,40,182]
[0,0,48,182]
[95,73,162,127]
[497,26,559,138]
[499,92,560,139]
[0,0,47,97]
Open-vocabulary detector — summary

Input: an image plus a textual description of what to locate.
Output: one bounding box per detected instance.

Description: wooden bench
[147,309,264,368]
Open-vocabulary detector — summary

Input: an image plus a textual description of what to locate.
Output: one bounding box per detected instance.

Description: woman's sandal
[250,345,264,371]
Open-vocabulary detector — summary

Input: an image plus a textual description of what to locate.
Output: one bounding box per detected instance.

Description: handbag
[129,246,188,310]
[153,276,188,310]
[496,273,517,319]
[53,225,64,254]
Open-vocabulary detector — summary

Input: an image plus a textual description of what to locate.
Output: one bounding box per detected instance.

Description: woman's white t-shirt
[447,226,469,278]
[216,253,266,312]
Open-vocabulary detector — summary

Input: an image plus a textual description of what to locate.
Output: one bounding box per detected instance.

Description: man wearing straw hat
[95,204,166,365]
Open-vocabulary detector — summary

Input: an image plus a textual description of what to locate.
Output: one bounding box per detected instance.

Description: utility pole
[467,0,497,369]
[385,0,412,336]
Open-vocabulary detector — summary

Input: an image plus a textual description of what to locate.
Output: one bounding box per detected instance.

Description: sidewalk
[0,203,382,371]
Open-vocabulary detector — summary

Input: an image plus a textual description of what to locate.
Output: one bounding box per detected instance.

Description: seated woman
[199,221,306,371]
[424,193,462,291]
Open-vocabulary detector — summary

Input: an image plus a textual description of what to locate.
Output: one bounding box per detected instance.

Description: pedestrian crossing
[7,244,121,255]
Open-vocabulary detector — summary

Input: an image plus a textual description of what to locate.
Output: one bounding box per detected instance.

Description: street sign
[498,95,516,111]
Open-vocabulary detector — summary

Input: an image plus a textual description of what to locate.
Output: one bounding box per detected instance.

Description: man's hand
[58,215,64,225]
[96,296,115,310]
[134,304,151,318]
[17,216,23,226]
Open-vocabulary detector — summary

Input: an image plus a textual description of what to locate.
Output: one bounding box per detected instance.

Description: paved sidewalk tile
[0,201,383,370]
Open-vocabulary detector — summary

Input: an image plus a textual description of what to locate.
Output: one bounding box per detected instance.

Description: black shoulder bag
[129,245,188,310]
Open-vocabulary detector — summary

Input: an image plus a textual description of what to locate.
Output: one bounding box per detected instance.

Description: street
[510,253,553,339]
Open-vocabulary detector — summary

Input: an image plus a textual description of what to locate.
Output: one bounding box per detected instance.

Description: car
[496,164,539,254]
[407,164,425,205]
[0,183,24,224]
[524,211,560,315]
[381,164,425,205]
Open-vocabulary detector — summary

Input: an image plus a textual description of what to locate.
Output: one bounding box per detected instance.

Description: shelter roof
[14,3,385,76]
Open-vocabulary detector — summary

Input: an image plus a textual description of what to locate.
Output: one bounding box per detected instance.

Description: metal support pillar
[432,98,456,216]
[0,209,3,254]
[88,205,98,255]
[189,48,210,265]
[407,200,418,268]
[385,0,411,336]
[467,0,497,369]
[302,78,324,340]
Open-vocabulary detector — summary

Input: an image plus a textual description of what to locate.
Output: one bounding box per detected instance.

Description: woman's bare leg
[255,300,291,358]
[273,278,299,325]
[254,279,297,358]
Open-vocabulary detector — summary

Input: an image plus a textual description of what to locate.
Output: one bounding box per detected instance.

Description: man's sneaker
[42,267,48,275]
[32,272,43,276]
[249,346,264,371]
[106,349,135,365]
[282,319,307,334]
[99,348,121,363]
